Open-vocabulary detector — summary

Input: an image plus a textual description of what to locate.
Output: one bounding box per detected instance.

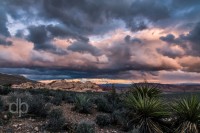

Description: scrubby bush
[76,121,95,133]
[63,92,76,103]
[0,111,13,126]
[27,94,50,118]
[0,96,4,111]
[8,92,50,118]
[50,93,63,106]
[46,108,66,132]
[0,85,12,95]
[111,108,131,130]
[95,96,113,113]
[96,114,111,127]
[105,85,118,102]
[73,94,93,114]
[8,92,32,103]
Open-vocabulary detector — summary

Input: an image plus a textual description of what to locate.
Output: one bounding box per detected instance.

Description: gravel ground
[0,102,126,133]
[61,103,126,133]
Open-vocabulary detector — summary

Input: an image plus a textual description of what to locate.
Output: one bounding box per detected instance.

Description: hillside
[101,83,200,92]
[12,80,103,92]
[0,73,35,85]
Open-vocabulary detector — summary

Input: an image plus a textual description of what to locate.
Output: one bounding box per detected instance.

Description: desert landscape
[1,0,200,132]
[0,73,200,133]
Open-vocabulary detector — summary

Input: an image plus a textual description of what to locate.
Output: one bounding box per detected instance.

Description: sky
[0,0,200,84]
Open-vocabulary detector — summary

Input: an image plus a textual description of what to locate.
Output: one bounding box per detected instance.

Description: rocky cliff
[12,80,103,92]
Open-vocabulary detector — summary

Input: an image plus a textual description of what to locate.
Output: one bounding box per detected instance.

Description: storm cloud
[0,0,200,83]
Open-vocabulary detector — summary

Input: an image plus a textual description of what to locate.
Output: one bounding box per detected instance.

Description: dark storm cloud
[106,38,179,73]
[185,22,200,56]
[171,0,200,8]
[2,0,170,36]
[0,37,12,46]
[129,0,170,21]
[2,0,171,57]
[124,35,142,44]
[0,67,124,80]
[160,34,176,43]
[67,41,102,56]
[27,25,67,55]
[128,20,148,32]
[1,0,200,80]
[157,47,184,59]
[27,24,90,54]
[160,22,200,56]
[0,7,10,37]
[27,25,51,50]
[159,34,185,44]
[15,30,25,38]
[187,22,200,45]
[41,0,170,33]
[46,25,89,42]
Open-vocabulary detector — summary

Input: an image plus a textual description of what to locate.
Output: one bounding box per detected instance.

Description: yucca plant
[172,96,200,133]
[129,82,161,99]
[125,93,169,133]
[73,94,93,114]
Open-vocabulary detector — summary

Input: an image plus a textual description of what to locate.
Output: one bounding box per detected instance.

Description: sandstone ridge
[12,80,103,92]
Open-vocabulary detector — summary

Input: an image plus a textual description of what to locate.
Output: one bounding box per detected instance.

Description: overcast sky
[0,0,200,83]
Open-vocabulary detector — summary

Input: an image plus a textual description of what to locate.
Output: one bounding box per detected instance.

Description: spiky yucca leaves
[73,94,93,114]
[172,96,200,133]
[125,93,169,133]
[129,83,161,99]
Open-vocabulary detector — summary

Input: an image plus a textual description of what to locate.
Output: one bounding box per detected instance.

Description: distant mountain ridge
[100,83,200,92]
[12,80,103,92]
[0,73,35,85]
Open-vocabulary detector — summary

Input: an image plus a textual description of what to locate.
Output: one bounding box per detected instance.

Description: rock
[3,115,8,120]
[12,80,104,92]
[13,124,18,128]
[34,127,39,132]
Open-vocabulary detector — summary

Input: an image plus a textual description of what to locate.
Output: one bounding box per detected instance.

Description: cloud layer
[0,0,200,83]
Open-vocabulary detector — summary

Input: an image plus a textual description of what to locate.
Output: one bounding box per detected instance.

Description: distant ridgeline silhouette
[0,73,35,86]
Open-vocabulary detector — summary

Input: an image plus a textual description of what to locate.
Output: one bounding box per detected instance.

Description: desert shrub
[27,94,50,118]
[46,108,66,132]
[105,85,118,102]
[50,93,63,106]
[8,92,32,102]
[0,96,4,111]
[111,108,131,130]
[29,88,51,96]
[0,85,12,95]
[76,121,95,133]
[0,118,3,126]
[0,111,13,126]
[73,94,93,114]
[95,96,113,113]
[96,114,111,127]
[8,92,50,118]
[42,95,51,102]
[63,92,76,103]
